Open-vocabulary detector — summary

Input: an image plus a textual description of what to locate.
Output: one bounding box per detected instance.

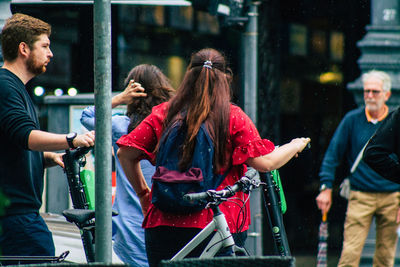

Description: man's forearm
[28,129,95,151]
[29,130,68,151]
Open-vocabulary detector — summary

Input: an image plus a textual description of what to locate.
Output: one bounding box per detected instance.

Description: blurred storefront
[5,0,375,263]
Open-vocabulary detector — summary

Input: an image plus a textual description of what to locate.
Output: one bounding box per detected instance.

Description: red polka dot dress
[117,102,275,233]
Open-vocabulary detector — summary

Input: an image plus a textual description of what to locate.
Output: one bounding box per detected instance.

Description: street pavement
[44,213,400,266]
[42,213,123,264]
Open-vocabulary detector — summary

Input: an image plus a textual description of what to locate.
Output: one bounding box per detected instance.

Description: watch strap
[66,133,77,149]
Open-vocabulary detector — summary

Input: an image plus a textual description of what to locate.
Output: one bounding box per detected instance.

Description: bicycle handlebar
[62,146,93,210]
[65,146,93,160]
[243,167,258,180]
[183,167,259,202]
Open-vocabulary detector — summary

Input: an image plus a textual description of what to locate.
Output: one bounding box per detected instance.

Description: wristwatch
[66,132,77,149]
[319,184,328,192]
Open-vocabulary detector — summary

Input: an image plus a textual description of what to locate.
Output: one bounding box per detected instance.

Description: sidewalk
[42,213,123,264]
[44,213,400,266]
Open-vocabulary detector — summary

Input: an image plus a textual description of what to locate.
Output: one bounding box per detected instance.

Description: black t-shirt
[0,68,44,216]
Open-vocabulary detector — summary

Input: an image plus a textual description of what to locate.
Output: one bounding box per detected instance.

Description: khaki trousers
[338,191,400,267]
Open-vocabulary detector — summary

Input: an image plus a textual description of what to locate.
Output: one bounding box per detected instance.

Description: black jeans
[0,212,55,256]
[145,226,247,267]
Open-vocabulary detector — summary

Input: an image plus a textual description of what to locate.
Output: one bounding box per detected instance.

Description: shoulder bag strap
[350,141,369,173]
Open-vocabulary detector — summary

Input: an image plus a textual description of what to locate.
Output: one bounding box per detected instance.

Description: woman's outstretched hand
[290,137,311,157]
[246,137,311,172]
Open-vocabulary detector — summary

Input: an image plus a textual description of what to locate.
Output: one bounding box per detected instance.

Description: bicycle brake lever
[253,179,262,189]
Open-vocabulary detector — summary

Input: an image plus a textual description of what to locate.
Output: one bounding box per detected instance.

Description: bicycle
[166,167,291,262]
[61,146,97,263]
[62,148,292,265]
[0,251,70,265]
[62,146,119,263]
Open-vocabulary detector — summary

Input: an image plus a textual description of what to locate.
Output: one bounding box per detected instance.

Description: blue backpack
[151,121,228,214]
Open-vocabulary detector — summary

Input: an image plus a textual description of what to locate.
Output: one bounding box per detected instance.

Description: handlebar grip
[244,167,258,179]
[183,191,209,202]
[183,169,259,203]
[68,146,93,159]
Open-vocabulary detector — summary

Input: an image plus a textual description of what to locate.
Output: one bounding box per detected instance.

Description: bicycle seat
[63,209,95,224]
[63,209,119,225]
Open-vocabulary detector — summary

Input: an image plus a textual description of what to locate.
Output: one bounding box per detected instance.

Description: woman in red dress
[117,48,310,266]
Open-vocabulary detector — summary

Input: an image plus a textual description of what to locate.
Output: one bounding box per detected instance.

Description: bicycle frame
[62,147,121,263]
[171,206,237,260]
[0,251,70,265]
[170,169,260,261]
[261,172,291,256]
[169,169,291,262]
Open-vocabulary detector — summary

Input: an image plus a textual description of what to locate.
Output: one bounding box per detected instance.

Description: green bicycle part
[80,169,95,210]
[271,169,287,214]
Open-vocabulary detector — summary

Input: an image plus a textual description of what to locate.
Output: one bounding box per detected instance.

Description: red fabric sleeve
[232,139,275,165]
[229,105,275,165]
[116,103,168,163]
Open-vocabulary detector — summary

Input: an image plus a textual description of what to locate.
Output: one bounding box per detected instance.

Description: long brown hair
[163,48,232,172]
[125,64,175,132]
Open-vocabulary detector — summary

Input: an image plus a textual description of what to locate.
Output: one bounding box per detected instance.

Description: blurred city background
[1,0,399,265]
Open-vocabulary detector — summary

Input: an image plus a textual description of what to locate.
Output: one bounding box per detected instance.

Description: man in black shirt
[0,13,95,257]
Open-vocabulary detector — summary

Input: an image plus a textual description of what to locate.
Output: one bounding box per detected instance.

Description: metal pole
[93,0,112,263]
[243,1,258,122]
[242,1,262,256]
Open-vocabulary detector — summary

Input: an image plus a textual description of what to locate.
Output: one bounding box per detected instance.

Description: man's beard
[26,54,46,76]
